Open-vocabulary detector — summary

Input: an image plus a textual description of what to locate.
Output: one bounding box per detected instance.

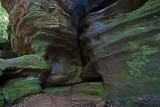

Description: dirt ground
[7,94,104,107]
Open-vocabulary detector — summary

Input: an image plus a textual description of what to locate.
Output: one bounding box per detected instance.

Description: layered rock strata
[81,0,160,106]
[0,0,160,107]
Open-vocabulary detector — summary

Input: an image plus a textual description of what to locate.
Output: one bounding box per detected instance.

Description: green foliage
[0,3,9,40]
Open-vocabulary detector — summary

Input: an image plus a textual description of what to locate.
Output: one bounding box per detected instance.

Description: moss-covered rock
[44,82,104,97]
[0,59,7,76]
[9,54,49,70]
[72,82,104,97]
[44,86,72,96]
[0,54,49,80]
[3,77,41,103]
[0,54,49,71]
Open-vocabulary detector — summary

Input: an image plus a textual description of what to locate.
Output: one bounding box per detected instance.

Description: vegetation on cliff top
[0,3,9,39]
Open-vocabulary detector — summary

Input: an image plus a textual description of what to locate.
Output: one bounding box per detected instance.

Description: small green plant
[0,3,9,39]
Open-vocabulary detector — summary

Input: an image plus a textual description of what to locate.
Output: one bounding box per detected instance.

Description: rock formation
[81,0,160,106]
[0,0,160,106]
[0,0,102,106]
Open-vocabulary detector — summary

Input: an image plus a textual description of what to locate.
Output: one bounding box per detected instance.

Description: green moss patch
[3,77,41,103]
[72,82,104,97]
[127,42,157,77]
[8,54,49,70]
[45,86,72,96]
[106,0,160,28]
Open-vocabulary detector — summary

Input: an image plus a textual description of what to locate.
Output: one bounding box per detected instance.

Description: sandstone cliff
[0,0,159,107]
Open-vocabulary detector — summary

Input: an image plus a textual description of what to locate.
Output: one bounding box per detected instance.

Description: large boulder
[44,86,72,96]
[0,54,49,80]
[2,77,41,104]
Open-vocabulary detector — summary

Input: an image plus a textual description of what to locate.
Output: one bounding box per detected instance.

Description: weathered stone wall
[0,0,160,106]
[81,0,160,106]
[1,0,78,55]
[1,0,86,88]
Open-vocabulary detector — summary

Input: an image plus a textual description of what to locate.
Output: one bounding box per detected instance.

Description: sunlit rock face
[81,0,160,106]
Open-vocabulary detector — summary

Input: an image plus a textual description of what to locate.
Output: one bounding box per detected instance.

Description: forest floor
[7,94,104,107]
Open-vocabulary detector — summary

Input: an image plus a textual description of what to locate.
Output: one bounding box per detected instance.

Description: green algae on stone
[0,54,48,75]
[11,54,49,70]
[31,40,50,53]
[2,77,41,103]
[45,83,105,97]
[106,0,160,28]
[110,26,160,44]
[127,42,157,77]
[72,82,105,97]
[45,86,72,96]
[0,59,9,76]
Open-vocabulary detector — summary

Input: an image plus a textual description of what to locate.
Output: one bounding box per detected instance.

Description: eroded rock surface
[0,0,102,106]
[0,0,84,101]
[0,0,160,107]
[81,0,160,106]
